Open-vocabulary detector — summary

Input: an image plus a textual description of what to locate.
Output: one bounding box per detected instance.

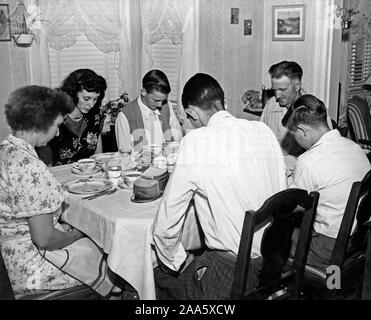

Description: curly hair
[142,69,171,95]
[5,85,75,133]
[60,69,107,107]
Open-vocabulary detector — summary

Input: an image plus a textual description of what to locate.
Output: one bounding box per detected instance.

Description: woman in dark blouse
[40,69,107,166]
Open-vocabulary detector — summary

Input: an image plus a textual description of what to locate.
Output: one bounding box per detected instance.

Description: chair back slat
[362,225,371,299]
[331,170,371,267]
[347,96,371,150]
[230,212,257,299]
[231,188,319,299]
[293,191,319,294]
[0,251,15,300]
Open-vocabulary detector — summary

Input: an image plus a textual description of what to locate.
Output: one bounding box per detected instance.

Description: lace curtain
[28,0,122,85]
[118,0,142,99]
[28,0,199,114]
[141,0,199,127]
[38,0,121,52]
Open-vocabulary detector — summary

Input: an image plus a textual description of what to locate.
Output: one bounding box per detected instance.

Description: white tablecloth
[50,164,201,300]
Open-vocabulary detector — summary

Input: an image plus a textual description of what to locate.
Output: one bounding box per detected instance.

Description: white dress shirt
[260,97,288,144]
[290,130,371,238]
[115,97,183,152]
[261,96,334,181]
[152,111,287,271]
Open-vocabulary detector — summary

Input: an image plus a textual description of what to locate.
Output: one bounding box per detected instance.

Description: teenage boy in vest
[115,69,183,153]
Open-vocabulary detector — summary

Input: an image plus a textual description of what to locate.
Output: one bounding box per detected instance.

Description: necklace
[68,114,83,122]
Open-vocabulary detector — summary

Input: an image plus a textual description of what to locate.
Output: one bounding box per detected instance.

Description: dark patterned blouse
[49,105,106,166]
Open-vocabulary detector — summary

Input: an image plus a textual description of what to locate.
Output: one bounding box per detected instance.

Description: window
[48,33,120,101]
[151,36,182,103]
[348,35,371,97]
[48,34,183,104]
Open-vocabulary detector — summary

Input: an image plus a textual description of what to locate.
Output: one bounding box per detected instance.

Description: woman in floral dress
[0,86,113,298]
[44,69,107,166]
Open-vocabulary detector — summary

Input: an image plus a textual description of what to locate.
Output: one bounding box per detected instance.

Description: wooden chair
[362,221,371,299]
[0,250,102,300]
[231,188,319,300]
[301,169,371,299]
[0,250,15,300]
[347,95,371,153]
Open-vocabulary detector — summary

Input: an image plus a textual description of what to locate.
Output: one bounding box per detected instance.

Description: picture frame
[0,4,11,42]
[230,8,239,24]
[272,4,305,41]
[244,19,252,36]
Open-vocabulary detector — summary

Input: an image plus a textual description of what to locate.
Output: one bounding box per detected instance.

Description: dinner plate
[63,178,112,195]
[71,163,102,177]
[91,152,120,164]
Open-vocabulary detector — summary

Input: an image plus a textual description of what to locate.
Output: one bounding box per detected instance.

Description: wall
[262,0,321,88]
[0,0,30,141]
[0,0,342,135]
[262,0,342,121]
[200,0,341,121]
[199,0,264,120]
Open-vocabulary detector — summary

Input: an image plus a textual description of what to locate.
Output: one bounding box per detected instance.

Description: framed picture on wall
[272,4,305,41]
[231,8,239,24]
[244,20,252,36]
[0,4,11,42]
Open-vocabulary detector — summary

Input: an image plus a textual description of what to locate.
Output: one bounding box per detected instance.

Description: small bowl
[124,171,141,182]
[121,171,142,189]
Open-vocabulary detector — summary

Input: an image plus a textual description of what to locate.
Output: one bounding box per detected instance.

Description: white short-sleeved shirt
[290,130,371,238]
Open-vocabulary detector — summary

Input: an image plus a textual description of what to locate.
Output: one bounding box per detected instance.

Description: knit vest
[121,98,174,148]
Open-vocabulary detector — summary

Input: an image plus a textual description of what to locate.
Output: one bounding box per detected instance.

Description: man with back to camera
[152,73,287,299]
[115,69,183,153]
[284,94,370,270]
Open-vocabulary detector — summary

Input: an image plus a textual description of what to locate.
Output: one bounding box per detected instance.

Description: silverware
[82,188,118,200]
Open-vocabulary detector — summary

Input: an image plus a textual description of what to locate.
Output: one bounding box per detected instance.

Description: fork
[82,188,118,200]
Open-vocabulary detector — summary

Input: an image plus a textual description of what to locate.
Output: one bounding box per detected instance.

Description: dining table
[50,163,202,300]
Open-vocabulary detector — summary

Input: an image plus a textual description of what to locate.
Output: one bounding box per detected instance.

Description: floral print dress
[0,135,80,298]
[49,105,106,166]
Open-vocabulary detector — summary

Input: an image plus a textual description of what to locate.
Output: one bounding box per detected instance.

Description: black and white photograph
[230,7,239,24]
[244,19,252,36]
[1,0,371,309]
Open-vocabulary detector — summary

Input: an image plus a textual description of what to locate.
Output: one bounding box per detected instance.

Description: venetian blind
[48,33,120,102]
[151,36,182,103]
[349,36,371,96]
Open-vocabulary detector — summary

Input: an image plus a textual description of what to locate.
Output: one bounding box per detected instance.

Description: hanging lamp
[9,0,35,47]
